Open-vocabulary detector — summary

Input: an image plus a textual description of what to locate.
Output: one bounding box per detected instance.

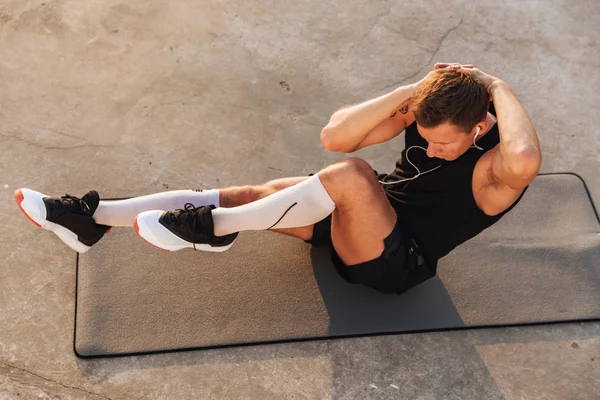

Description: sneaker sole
[134,211,234,252]
[14,188,92,254]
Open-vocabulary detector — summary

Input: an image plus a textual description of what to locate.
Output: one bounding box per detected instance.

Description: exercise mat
[74,173,600,358]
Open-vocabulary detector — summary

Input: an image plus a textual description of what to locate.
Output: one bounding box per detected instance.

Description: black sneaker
[134,204,237,252]
[14,188,111,253]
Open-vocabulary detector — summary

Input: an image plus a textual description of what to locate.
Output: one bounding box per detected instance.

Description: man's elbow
[506,147,542,188]
[320,127,354,153]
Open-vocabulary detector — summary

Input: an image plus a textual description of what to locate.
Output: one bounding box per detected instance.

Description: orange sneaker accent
[14,189,42,228]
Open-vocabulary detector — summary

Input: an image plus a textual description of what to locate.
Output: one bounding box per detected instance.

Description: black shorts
[305,214,435,294]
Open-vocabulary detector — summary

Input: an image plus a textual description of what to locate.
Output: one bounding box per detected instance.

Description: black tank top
[380,103,527,271]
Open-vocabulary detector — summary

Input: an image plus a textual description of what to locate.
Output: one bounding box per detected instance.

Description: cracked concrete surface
[376,17,465,92]
[1,0,599,398]
[1,361,112,400]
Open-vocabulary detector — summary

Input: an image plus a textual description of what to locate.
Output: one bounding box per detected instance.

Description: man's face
[416,121,474,161]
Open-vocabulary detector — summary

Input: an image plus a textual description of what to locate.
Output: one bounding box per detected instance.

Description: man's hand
[434,62,503,101]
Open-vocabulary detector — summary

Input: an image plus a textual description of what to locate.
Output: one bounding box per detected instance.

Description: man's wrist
[406,82,418,96]
[392,83,417,104]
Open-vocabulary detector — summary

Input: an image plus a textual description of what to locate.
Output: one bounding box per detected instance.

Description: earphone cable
[379,127,484,188]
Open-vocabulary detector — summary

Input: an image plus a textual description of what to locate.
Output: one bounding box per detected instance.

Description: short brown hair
[411,68,489,133]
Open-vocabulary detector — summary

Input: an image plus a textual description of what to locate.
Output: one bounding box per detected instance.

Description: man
[15,62,542,294]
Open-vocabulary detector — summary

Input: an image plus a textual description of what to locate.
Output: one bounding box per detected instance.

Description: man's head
[411,68,490,161]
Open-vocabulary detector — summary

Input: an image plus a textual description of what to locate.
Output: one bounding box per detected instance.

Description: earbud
[472,126,483,150]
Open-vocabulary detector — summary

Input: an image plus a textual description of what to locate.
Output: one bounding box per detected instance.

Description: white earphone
[379,126,484,186]
[379,145,441,186]
[472,126,484,151]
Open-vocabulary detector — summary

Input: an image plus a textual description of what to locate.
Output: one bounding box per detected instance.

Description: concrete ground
[1,0,599,398]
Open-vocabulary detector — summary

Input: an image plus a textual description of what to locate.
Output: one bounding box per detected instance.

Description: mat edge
[73,318,600,359]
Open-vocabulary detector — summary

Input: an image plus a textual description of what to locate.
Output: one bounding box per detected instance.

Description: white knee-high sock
[212,173,335,237]
[93,189,220,227]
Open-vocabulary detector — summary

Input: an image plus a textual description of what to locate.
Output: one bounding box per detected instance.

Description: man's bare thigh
[318,158,398,266]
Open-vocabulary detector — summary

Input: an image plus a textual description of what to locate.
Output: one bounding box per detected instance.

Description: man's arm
[473,79,542,216]
[320,84,417,153]
[489,80,542,185]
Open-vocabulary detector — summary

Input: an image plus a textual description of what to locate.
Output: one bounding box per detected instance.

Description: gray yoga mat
[74,173,600,358]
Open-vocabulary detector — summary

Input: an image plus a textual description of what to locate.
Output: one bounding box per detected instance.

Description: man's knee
[344,157,377,178]
[321,157,378,188]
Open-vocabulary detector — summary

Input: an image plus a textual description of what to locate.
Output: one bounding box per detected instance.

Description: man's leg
[317,158,397,265]
[209,159,396,264]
